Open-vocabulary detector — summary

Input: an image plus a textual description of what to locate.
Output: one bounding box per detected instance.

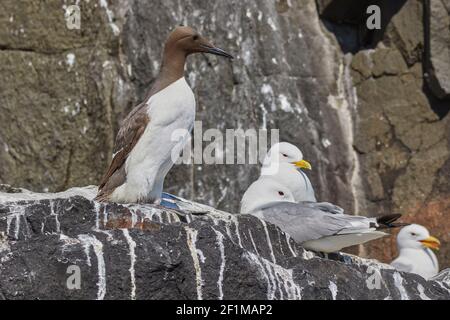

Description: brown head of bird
[151,26,233,96]
[163,26,234,59]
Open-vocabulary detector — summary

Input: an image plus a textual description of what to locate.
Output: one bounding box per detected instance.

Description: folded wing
[95,105,150,201]
[256,202,394,252]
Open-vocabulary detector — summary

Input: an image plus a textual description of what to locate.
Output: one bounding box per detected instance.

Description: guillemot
[96,26,233,203]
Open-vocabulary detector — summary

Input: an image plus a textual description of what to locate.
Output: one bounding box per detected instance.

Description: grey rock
[383,0,423,65]
[0,186,449,300]
[0,0,131,191]
[426,0,450,98]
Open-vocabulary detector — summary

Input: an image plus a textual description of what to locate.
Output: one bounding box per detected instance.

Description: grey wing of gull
[257,202,375,243]
[299,201,345,215]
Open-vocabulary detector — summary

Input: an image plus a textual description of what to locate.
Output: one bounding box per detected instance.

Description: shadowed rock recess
[0,186,449,300]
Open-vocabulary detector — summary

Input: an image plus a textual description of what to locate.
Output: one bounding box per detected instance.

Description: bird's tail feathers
[376,213,409,229]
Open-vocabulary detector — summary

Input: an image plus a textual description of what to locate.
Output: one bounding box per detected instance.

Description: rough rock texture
[333,0,450,266]
[1,186,449,300]
[426,0,450,98]
[0,0,358,213]
[0,0,449,268]
[0,0,132,190]
[316,0,450,266]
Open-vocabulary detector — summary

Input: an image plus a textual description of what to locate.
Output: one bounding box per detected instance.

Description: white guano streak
[103,205,108,228]
[327,59,365,254]
[122,229,137,300]
[99,0,120,36]
[6,207,25,239]
[393,272,409,300]
[50,202,60,233]
[248,229,260,255]
[213,228,226,300]
[130,209,138,227]
[229,215,243,247]
[94,202,101,230]
[244,251,272,298]
[185,226,203,299]
[78,234,106,300]
[327,61,362,215]
[285,233,297,257]
[259,219,276,263]
[417,284,431,300]
[244,252,301,300]
[329,281,338,300]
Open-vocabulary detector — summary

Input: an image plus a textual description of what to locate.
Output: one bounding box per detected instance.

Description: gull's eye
[282,153,288,157]
[193,35,199,40]
[410,232,417,236]
[278,191,284,196]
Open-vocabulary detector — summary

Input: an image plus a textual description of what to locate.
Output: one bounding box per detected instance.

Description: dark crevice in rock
[422,83,450,120]
[0,45,50,54]
[24,215,38,237]
[0,44,95,56]
[354,72,413,86]
[317,0,408,53]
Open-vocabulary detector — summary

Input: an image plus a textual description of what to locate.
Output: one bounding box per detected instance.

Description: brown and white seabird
[96,26,233,203]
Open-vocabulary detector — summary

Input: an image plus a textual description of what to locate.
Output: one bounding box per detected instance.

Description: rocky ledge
[0,185,449,300]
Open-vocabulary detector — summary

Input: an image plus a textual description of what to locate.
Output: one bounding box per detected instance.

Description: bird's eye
[282,153,288,157]
[193,35,199,40]
[410,232,417,236]
[278,191,284,196]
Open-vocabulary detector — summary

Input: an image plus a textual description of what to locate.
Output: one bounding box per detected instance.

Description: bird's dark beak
[200,44,234,59]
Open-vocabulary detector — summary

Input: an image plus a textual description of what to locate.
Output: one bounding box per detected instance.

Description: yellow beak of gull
[420,236,441,250]
[291,159,312,170]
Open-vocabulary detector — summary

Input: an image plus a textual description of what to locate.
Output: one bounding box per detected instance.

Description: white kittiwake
[260,142,343,214]
[391,224,440,280]
[261,142,316,202]
[240,178,404,253]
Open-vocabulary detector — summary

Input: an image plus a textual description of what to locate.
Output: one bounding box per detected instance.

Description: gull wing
[257,202,378,244]
[299,201,345,215]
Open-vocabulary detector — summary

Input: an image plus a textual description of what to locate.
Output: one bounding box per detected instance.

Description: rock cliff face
[1,186,449,300]
[0,1,448,268]
[318,0,450,265]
